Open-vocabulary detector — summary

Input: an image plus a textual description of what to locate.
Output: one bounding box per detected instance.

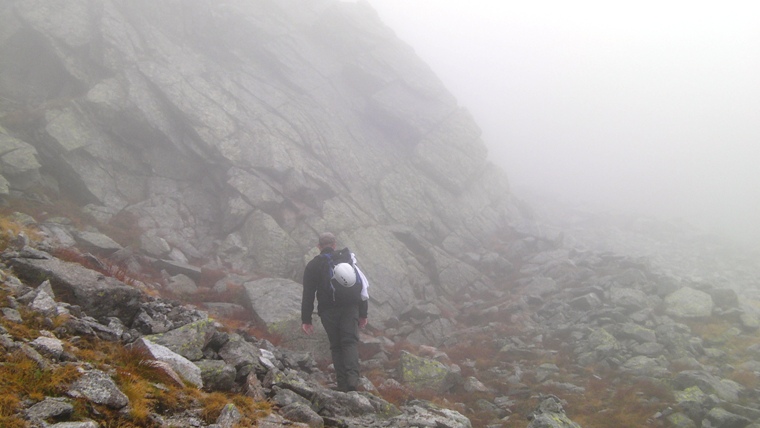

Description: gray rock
[0,131,42,190]
[1,307,23,323]
[25,397,74,422]
[29,286,61,316]
[398,351,460,392]
[739,313,760,332]
[9,257,142,325]
[165,273,199,295]
[239,211,302,278]
[709,288,740,309]
[405,317,456,347]
[257,413,312,428]
[145,319,216,361]
[39,222,78,247]
[264,368,318,401]
[609,287,649,312]
[390,400,471,428]
[631,341,665,357]
[664,287,714,319]
[47,422,99,428]
[215,403,243,428]
[195,360,237,392]
[312,389,376,418]
[73,231,123,254]
[620,355,669,376]
[412,108,487,193]
[67,369,129,409]
[218,333,261,370]
[152,258,202,280]
[535,363,560,383]
[243,278,302,331]
[30,335,64,360]
[132,338,203,388]
[527,396,582,428]
[271,386,311,408]
[702,407,751,428]
[569,293,602,310]
[665,412,697,428]
[463,376,491,393]
[140,233,172,258]
[673,371,744,402]
[280,402,324,428]
[618,323,657,343]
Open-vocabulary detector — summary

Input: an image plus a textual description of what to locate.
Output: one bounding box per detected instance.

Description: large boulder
[9,255,143,325]
[398,351,460,393]
[144,318,216,361]
[665,287,714,319]
[0,129,42,190]
[132,338,203,388]
[67,370,129,410]
[243,278,302,332]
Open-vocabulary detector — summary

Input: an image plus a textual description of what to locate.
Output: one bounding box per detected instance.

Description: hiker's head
[318,232,337,250]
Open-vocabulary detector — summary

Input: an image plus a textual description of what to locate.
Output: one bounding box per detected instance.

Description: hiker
[301,232,369,392]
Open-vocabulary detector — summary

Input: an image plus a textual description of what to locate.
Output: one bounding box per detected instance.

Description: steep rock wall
[0,0,525,324]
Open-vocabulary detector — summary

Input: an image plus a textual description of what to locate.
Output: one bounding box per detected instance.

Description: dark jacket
[301,247,369,324]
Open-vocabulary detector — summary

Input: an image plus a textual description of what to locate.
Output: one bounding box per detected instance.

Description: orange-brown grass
[550,377,672,428]
[0,215,42,251]
[686,319,760,360]
[686,319,732,342]
[729,369,759,389]
[199,392,271,425]
[69,337,271,426]
[118,374,157,424]
[0,350,81,409]
[0,193,97,230]
[443,331,501,375]
[0,306,70,341]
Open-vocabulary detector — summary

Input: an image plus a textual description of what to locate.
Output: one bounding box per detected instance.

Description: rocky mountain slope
[0,0,522,330]
[3,1,760,427]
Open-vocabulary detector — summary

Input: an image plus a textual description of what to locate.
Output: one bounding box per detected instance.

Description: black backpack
[321,247,363,304]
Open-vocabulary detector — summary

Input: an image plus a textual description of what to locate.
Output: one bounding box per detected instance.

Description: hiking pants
[320,304,360,391]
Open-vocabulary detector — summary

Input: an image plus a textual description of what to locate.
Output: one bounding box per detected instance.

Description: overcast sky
[366,0,760,247]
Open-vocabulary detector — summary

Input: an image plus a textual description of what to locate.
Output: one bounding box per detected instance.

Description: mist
[367,0,760,249]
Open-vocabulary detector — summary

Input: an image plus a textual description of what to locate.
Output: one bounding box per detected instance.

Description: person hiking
[301,232,369,392]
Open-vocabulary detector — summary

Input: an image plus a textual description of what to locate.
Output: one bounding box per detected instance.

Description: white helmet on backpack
[332,263,357,287]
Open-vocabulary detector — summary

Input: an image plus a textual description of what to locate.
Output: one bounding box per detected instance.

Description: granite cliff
[0,0,523,329]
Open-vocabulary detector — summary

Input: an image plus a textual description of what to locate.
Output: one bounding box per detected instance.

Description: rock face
[665,287,715,319]
[0,0,522,327]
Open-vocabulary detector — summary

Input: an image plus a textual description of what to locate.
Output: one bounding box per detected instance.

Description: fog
[367,0,760,249]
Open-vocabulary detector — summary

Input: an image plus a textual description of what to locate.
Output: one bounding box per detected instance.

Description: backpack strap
[321,252,337,301]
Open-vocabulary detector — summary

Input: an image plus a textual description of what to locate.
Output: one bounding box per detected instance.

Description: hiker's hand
[302,323,314,335]
[358,318,368,329]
